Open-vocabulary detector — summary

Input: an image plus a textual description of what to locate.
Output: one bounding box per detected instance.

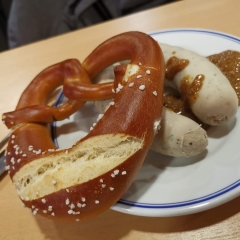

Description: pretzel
[2,32,165,221]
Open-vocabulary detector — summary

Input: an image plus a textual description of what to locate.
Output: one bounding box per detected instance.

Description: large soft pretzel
[2,32,165,221]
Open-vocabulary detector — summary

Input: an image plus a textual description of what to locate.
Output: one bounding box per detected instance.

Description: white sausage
[151,107,208,157]
[159,43,238,126]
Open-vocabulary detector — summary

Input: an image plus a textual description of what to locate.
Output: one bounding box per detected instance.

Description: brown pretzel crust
[2,59,89,128]
[3,31,165,221]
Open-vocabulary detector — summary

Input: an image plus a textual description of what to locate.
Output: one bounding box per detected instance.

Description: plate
[52,29,240,217]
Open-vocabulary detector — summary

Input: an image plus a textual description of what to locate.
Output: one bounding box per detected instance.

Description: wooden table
[1,0,240,239]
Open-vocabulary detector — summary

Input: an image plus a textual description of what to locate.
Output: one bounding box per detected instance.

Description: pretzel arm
[3,61,123,127]
[2,59,90,128]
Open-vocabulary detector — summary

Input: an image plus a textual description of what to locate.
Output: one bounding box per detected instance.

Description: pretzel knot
[2,31,165,221]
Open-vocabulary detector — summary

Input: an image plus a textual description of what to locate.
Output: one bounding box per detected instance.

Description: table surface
[1,0,240,239]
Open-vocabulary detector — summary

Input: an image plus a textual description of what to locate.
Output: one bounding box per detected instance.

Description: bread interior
[13,133,143,200]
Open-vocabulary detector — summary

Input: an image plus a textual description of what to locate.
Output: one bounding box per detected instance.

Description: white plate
[52,29,240,217]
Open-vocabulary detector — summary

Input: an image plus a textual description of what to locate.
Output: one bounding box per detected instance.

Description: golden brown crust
[6,124,57,178]
[3,31,165,221]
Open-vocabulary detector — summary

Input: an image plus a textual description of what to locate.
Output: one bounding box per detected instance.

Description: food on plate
[2,32,165,221]
[2,28,240,222]
[159,43,238,126]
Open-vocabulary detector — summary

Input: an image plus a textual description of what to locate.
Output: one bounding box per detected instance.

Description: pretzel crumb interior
[123,64,139,82]
[13,133,144,200]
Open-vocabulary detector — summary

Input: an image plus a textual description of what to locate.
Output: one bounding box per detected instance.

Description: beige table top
[1,0,240,239]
